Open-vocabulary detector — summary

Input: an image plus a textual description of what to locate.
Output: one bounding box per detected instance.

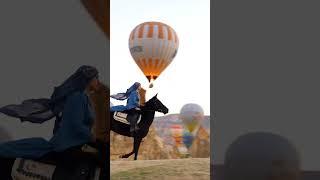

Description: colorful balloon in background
[170,124,189,156]
[129,22,179,88]
[180,103,204,133]
[182,130,194,149]
[170,124,183,146]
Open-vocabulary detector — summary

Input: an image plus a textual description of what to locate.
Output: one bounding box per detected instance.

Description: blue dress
[0,91,94,159]
[110,90,140,112]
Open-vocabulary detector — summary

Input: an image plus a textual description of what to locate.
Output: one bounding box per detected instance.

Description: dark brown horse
[111,94,168,160]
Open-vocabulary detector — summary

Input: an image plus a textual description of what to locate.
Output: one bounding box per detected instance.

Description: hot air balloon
[180,103,204,133]
[182,130,194,149]
[129,22,179,88]
[170,124,183,146]
[170,124,189,156]
[81,0,110,38]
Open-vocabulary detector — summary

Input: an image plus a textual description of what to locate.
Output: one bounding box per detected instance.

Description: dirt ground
[110,158,210,180]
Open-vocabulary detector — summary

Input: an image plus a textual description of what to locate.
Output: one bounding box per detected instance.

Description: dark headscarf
[0,65,99,134]
[49,65,98,133]
[50,65,98,112]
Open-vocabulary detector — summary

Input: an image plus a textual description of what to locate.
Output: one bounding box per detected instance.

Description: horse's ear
[155,93,158,97]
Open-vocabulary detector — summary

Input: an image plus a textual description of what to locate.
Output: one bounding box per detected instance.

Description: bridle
[140,100,161,113]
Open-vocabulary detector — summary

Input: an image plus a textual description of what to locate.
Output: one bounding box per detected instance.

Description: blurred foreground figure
[0,65,99,158]
[0,66,108,179]
[80,0,110,179]
[0,126,12,143]
[224,132,301,180]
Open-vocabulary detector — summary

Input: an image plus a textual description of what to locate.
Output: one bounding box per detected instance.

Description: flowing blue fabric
[110,82,140,100]
[110,82,140,112]
[110,90,140,112]
[0,91,94,159]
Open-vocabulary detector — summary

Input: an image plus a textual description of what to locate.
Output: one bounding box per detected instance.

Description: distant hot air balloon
[180,103,204,133]
[129,22,179,88]
[170,124,183,146]
[182,130,194,149]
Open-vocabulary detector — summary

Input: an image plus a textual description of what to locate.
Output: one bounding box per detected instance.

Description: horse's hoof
[119,155,127,158]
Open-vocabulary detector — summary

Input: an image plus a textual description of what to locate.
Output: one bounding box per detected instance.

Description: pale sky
[110,0,210,115]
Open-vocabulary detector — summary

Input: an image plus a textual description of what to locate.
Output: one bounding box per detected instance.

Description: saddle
[11,159,100,180]
[113,111,141,125]
[11,144,100,180]
[12,158,56,180]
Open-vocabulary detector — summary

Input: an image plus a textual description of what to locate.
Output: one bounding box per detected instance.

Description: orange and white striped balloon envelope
[129,22,179,84]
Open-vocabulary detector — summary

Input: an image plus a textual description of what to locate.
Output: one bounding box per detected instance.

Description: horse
[111,94,168,160]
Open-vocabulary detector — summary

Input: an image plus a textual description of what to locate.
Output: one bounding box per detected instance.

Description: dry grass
[111,158,210,180]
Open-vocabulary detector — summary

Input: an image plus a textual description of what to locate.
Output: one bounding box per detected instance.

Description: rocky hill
[110,114,211,160]
[110,126,181,160]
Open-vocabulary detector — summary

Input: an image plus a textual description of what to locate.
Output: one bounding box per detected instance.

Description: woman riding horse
[110,82,146,135]
[0,65,104,178]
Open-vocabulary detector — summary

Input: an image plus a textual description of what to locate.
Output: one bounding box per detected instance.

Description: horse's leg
[133,138,142,160]
[119,150,134,158]
[119,137,135,158]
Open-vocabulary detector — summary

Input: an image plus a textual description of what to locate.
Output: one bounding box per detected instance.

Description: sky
[110,0,210,116]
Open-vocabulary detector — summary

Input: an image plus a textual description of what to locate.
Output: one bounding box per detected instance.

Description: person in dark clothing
[0,65,106,179]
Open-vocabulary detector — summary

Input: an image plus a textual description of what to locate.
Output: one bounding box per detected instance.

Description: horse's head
[143,94,169,114]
